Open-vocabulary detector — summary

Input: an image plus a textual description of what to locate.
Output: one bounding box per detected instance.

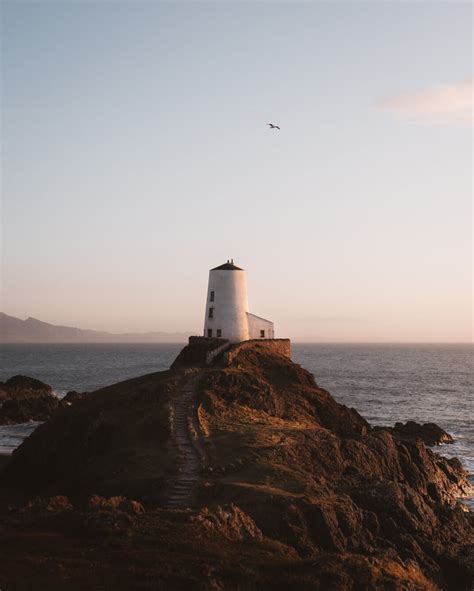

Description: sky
[1,1,472,342]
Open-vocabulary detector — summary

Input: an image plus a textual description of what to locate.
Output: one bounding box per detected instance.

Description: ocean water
[0,343,472,505]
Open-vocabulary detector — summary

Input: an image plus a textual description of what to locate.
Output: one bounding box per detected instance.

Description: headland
[0,339,472,590]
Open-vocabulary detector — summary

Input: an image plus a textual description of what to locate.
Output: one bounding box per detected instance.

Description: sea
[0,343,472,507]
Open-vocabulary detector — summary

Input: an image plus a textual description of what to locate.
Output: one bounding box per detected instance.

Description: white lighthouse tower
[203,260,274,343]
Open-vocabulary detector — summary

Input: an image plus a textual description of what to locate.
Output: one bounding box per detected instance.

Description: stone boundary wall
[223,339,291,366]
[173,337,291,369]
[187,336,232,365]
[172,337,230,369]
[205,341,232,365]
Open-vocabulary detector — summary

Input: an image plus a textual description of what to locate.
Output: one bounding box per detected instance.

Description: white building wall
[247,313,274,339]
[203,269,250,343]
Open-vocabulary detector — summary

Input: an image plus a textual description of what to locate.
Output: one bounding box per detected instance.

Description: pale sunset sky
[1,1,472,342]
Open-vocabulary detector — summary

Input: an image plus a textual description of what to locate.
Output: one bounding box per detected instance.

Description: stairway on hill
[165,374,205,508]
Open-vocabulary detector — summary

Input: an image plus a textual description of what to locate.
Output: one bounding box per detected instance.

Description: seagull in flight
[267,123,280,130]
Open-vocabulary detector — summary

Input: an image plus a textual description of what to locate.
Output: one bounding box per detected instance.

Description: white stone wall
[247,313,274,339]
[203,269,250,343]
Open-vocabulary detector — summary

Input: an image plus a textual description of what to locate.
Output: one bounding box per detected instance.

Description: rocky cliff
[0,343,472,590]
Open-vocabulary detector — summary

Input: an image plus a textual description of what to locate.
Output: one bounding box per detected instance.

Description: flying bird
[267,123,280,130]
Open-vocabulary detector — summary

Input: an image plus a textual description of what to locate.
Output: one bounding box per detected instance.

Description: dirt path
[165,373,206,508]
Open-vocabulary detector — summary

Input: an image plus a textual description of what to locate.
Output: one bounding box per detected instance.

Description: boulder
[2,375,53,400]
[0,375,57,424]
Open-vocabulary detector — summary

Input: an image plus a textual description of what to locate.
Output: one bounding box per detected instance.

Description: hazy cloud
[379,78,473,125]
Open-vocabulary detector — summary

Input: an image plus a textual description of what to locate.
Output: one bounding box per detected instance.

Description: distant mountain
[0,313,190,343]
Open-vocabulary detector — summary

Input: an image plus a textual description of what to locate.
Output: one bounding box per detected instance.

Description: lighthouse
[203,260,274,343]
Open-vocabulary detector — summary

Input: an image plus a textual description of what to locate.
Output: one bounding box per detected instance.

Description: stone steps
[164,375,202,509]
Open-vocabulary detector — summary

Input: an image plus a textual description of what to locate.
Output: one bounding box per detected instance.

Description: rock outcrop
[191,503,264,541]
[0,375,57,425]
[62,390,87,404]
[375,421,454,446]
[0,377,87,425]
[0,344,472,590]
[0,375,53,400]
[0,396,62,425]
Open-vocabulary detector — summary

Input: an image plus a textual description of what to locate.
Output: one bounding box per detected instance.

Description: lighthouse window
[208,308,214,319]
[210,291,214,302]
[260,330,265,338]
[216,329,222,337]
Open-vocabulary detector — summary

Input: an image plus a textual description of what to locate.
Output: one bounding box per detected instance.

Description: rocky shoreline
[0,376,86,425]
[0,342,472,590]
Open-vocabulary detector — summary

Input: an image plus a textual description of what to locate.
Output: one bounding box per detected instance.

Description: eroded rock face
[191,504,263,542]
[194,347,473,589]
[1,345,472,590]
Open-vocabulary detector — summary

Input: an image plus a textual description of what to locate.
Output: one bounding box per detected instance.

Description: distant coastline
[0,313,189,344]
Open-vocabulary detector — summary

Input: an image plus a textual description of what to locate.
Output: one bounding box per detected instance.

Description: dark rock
[191,504,263,541]
[0,384,9,401]
[2,375,53,400]
[1,343,472,590]
[119,499,146,515]
[86,494,145,515]
[362,510,380,537]
[22,495,74,513]
[0,378,87,425]
[62,390,87,404]
[0,376,57,424]
[0,396,61,425]
[376,421,454,446]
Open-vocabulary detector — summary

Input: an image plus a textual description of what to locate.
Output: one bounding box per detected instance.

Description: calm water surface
[1,343,472,505]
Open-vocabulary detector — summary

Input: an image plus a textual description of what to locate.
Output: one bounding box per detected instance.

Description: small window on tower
[208,308,214,319]
[210,291,214,302]
[207,329,213,338]
[216,329,222,338]
[260,330,265,338]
